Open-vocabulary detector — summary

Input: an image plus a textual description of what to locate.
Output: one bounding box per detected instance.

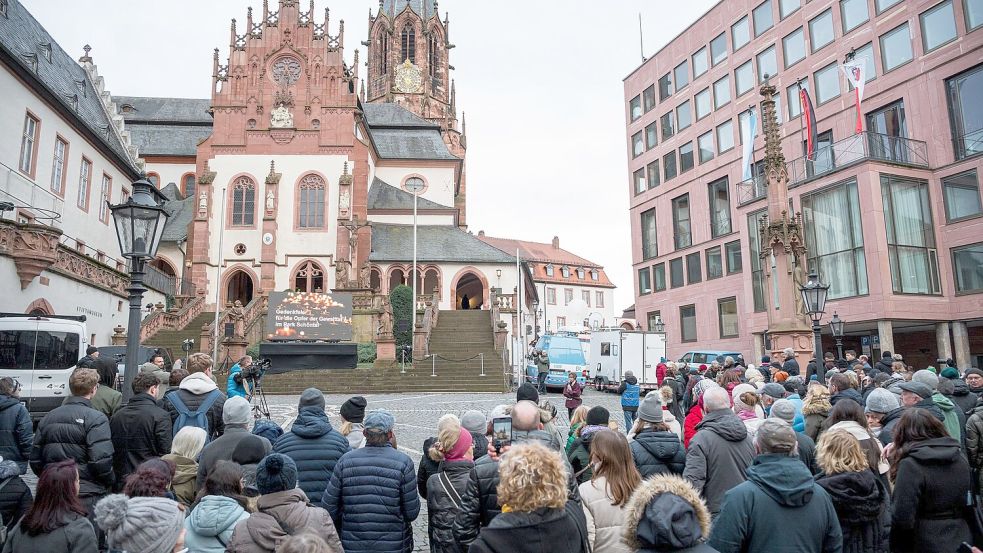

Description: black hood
[830,388,864,407]
[817,470,886,521]
[625,375,638,385]
[879,407,905,427]
[695,409,749,442]
[907,437,963,465]
[950,379,971,396]
[746,455,815,507]
[634,430,684,460]
[0,394,21,411]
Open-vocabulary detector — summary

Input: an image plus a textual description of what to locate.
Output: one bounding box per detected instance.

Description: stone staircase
[259,309,508,394]
[148,311,216,365]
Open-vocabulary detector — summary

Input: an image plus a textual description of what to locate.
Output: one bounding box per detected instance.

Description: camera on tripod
[240,358,270,381]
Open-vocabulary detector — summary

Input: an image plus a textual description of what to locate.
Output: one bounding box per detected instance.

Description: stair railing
[140,295,206,343]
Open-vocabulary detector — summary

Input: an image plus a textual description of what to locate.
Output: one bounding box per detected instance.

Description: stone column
[953,321,971,369]
[936,322,952,362]
[753,333,765,362]
[877,320,894,356]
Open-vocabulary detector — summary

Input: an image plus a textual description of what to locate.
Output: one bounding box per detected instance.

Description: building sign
[265,291,353,341]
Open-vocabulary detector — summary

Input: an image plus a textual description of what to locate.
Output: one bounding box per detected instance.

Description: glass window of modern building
[717,120,735,153]
[696,87,712,119]
[881,174,942,295]
[661,111,676,141]
[711,33,728,66]
[679,142,695,173]
[920,0,957,53]
[664,151,678,181]
[880,23,913,72]
[714,75,731,109]
[718,297,739,338]
[638,267,652,294]
[633,168,646,195]
[677,100,693,130]
[783,28,805,68]
[641,208,658,259]
[725,240,743,274]
[952,243,983,294]
[814,63,840,104]
[748,210,768,311]
[876,0,902,13]
[686,252,702,284]
[757,46,777,83]
[645,121,658,149]
[629,95,642,121]
[849,43,877,88]
[753,0,774,37]
[693,46,709,78]
[632,131,644,157]
[780,0,800,18]
[709,176,732,237]
[673,194,692,249]
[942,169,982,222]
[707,246,723,279]
[647,160,660,189]
[801,179,869,299]
[735,60,754,97]
[659,73,673,101]
[809,9,835,52]
[787,78,809,119]
[643,85,657,112]
[698,131,715,163]
[733,15,751,51]
[866,100,908,163]
[680,304,697,342]
[967,0,983,30]
[841,0,869,33]
[946,64,983,160]
[739,109,754,145]
[675,60,690,91]
[654,263,667,292]
[670,257,685,288]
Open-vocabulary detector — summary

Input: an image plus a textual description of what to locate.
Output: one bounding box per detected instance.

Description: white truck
[588,329,667,393]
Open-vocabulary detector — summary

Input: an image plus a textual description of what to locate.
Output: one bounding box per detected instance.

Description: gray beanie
[460,410,486,434]
[298,387,325,411]
[768,399,796,424]
[912,369,939,391]
[95,495,185,553]
[637,393,664,423]
[223,396,252,425]
[865,387,900,415]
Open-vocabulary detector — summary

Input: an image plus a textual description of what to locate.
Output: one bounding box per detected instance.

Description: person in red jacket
[684,380,719,448]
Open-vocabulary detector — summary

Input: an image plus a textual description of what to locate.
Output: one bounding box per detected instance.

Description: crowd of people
[0,348,981,552]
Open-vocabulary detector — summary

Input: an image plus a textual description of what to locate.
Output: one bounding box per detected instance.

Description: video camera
[240,358,271,381]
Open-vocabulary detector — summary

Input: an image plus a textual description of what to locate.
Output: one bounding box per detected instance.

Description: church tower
[364,0,456,130]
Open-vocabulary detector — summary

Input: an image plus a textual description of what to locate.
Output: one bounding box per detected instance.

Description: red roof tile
[478,234,616,288]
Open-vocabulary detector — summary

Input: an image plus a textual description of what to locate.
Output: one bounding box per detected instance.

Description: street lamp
[405,178,425,323]
[109,176,168,403]
[829,312,846,361]
[799,271,830,381]
[651,316,666,334]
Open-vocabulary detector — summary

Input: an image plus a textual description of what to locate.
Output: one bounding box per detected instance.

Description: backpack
[169,389,222,441]
[0,477,14,546]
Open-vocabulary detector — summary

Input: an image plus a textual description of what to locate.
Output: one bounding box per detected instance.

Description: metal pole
[122,258,147,404]
[400,349,406,374]
[211,187,227,362]
[835,338,844,361]
[480,353,485,377]
[813,320,825,382]
[412,189,417,324]
[431,355,436,377]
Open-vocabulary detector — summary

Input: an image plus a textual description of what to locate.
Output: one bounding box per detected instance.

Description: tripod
[245,376,271,419]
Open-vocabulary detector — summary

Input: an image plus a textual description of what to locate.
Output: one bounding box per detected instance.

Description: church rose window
[272,57,302,85]
[298,174,325,228]
[231,176,256,226]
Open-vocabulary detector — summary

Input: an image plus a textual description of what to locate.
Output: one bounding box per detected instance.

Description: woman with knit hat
[684,379,718,448]
[339,396,367,449]
[568,406,611,484]
[629,394,685,478]
[94,494,186,553]
[426,414,475,553]
[730,383,765,439]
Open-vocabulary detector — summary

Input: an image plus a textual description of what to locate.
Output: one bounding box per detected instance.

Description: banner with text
[265,291,354,341]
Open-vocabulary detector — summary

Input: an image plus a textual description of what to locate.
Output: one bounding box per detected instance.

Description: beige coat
[227,488,342,553]
[162,453,198,507]
[579,475,632,553]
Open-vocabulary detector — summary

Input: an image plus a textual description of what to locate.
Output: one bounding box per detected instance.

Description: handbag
[965,490,983,545]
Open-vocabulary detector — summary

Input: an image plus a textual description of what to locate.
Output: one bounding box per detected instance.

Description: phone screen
[492,417,512,448]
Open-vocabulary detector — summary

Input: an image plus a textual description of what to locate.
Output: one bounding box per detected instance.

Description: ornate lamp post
[829,312,846,361]
[799,271,830,381]
[651,315,666,334]
[109,177,168,403]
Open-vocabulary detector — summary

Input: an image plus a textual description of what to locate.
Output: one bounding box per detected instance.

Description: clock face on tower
[393,59,423,93]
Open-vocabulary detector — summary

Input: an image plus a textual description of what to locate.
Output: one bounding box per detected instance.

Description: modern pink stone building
[624,0,983,368]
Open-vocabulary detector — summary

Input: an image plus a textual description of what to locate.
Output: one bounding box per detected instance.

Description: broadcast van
[0,313,88,420]
[588,329,666,392]
[526,333,589,391]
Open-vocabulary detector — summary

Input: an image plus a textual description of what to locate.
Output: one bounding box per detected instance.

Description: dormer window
[591,269,599,281]
[545,264,554,277]
[22,53,37,72]
[561,266,570,278]
[38,43,51,62]
[120,104,135,114]
[576,268,585,279]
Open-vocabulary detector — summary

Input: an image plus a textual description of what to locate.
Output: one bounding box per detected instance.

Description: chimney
[552,236,559,249]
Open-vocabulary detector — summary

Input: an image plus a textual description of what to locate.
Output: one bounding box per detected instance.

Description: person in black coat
[272,388,350,505]
[0,378,32,474]
[629,393,685,478]
[889,408,973,553]
[425,417,475,553]
[109,372,172,488]
[29,368,114,517]
[0,458,32,534]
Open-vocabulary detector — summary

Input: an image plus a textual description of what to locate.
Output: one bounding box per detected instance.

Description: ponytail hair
[429,414,463,462]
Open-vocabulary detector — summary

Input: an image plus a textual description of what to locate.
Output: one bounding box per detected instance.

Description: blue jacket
[226,364,247,399]
[184,495,249,553]
[272,407,350,505]
[0,395,32,474]
[321,444,421,553]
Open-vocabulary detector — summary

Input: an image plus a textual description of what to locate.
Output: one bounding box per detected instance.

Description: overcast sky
[24,0,717,311]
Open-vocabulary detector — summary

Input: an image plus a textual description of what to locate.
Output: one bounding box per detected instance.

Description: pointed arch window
[182,173,196,198]
[297,173,326,228]
[428,34,440,78]
[401,25,416,64]
[378,32,390,76]
[294,260,325,292]
[231,176,256,226]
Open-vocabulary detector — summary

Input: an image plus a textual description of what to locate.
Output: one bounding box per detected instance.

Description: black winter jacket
[816,469,890,553]
[29,396,114,496]
[468,501,589,553]
[322,444,421,553]
[272,406,351,505]
[0,395,32,474]
[418,436,439,500]
[947,379,978,416]
[158,373,227,441]
[427,460,473,553]
[109,392,172,487]
[0,460,32,533]
[629,429,685,478]
[890,437,973,553]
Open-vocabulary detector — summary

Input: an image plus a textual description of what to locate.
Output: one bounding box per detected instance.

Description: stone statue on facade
[270,104,293,128]
[339,189,351,212]
[198,191,208,214]
[265,190,275,211]
[359,260,371,289]
[335,260,350,289]
[227,299,246,338]
[378,297,394,338]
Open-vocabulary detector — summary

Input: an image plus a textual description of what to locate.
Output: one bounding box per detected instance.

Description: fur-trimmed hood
[623,474,711,551]
[802,388,832,416]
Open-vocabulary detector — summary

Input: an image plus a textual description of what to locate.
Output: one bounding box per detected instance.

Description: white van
[588,329,667,392]
[0,314,87,420]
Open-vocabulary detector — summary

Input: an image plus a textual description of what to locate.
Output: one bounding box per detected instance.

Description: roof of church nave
[0,0,140,174]
[370,224,516,264]
[367,177,452,210]
[115,96,212,124]
[379,0,439,19]
[362,104,457,161]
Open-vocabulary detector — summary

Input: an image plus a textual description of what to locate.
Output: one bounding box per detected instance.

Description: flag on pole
[800,87,818,160]
[741,108,758,181]
[841,59,867,134]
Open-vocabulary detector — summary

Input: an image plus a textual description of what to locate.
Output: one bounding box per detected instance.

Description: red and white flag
[841,60,866,134]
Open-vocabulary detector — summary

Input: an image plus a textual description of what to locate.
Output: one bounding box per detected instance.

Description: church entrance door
[226,270,254,305]
[455,272,484,310]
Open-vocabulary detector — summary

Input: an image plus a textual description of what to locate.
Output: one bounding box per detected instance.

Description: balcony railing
[0,161,64,226]
[954,128,983,160]
[737,131,929,205]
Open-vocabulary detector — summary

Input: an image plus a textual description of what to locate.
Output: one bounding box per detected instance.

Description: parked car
[677,350,741,372]
[0,313,87,420]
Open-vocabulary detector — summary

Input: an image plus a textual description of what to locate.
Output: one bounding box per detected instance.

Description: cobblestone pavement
[26,389,630,552]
